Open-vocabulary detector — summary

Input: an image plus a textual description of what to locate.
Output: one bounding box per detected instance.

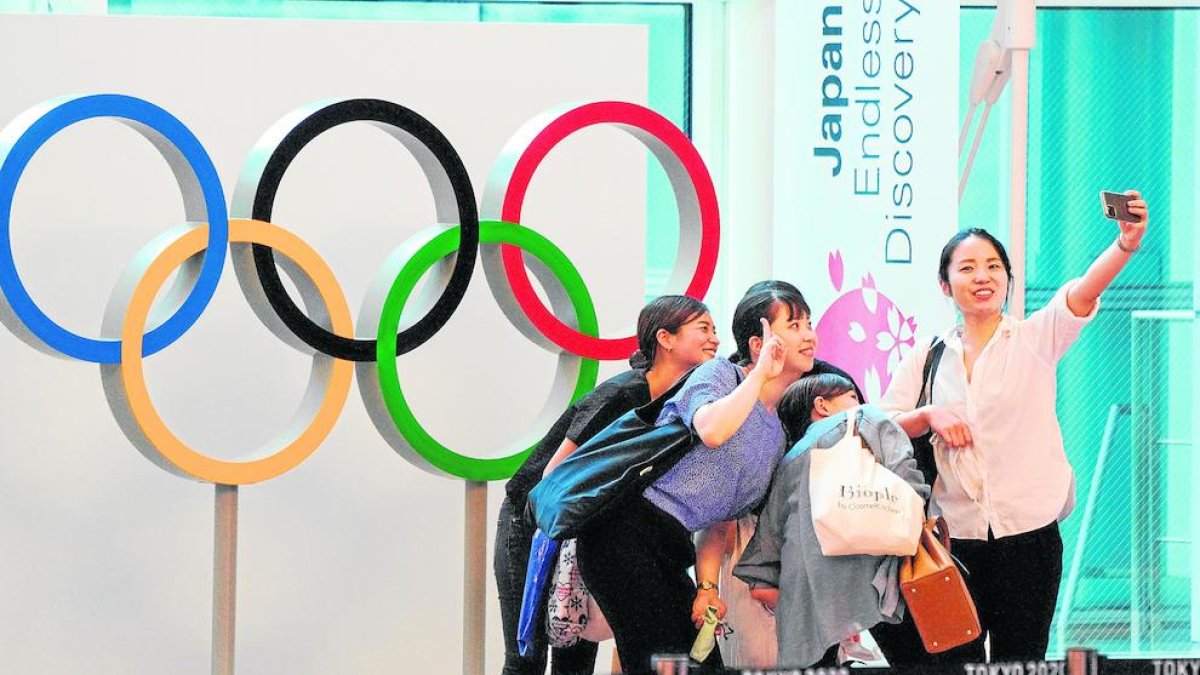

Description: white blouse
[878,281,1098,540]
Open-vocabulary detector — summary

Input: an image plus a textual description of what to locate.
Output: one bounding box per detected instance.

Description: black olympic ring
[232,98,479,361]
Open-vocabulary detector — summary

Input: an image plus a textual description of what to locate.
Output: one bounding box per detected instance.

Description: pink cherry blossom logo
[815,251,917,402]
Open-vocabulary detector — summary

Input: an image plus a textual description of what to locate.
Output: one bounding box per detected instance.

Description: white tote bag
[809,408,924,556]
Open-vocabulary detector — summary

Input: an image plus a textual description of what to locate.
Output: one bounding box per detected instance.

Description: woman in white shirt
[876,191,1148,664]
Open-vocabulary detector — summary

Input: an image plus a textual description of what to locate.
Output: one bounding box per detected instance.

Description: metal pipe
[1007,47,1029,319]
[212,484,238,675]
[1057,404,1128,649]
[463,481,487,675]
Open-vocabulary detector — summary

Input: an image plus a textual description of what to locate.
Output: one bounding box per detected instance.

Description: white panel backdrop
[0,15,648,674]
[774,1,958,403]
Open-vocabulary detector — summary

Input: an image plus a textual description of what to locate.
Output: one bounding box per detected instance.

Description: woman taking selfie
[495,295,719,675]
[877,191,1149,663]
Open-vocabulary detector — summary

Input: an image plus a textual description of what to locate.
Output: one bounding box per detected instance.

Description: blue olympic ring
[0,94,229,363]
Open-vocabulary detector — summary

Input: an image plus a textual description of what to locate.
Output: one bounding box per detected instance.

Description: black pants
[494,497,599,675]
[575,497,724,675]
[872,521,1064,666]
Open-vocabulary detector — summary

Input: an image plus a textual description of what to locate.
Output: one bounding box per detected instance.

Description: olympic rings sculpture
[0,94,719,484]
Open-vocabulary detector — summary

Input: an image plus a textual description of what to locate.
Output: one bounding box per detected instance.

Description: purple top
[643,357,787,532]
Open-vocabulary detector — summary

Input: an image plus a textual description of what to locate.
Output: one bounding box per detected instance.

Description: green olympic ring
[366,221,599,481]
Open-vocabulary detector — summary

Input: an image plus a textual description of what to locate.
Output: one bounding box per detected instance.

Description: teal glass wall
[0,0,690,300]
[961,7,1199,657]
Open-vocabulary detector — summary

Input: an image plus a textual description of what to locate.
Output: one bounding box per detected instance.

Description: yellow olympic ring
[100,219,354,485]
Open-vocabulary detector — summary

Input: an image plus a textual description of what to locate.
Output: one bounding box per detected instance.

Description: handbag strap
[927,516,951,551]
[838,406,863,442]
[916,337,946,408]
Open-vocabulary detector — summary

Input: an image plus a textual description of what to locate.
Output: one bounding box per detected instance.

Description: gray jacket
[732,406,930,668]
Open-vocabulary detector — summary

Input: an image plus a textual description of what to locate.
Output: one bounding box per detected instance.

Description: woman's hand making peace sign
[751,317,786,381]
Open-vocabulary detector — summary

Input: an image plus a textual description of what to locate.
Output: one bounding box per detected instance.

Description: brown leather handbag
[899,517,982,653]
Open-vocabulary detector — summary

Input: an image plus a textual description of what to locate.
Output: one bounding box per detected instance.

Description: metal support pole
[1057,404,1129,649]
[463,480,487,675]
[1130,315,1169,649]
[1007,48,1030,319]
[213,484,238,675]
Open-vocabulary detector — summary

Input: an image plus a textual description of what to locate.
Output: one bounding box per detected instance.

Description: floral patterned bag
[546,538,612,646]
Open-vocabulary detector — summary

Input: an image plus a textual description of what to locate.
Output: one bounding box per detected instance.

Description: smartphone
[1100,190,1141,222]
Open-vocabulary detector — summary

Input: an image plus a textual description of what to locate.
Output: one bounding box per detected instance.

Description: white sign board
[775,0,958,401]
[0,14,648,674]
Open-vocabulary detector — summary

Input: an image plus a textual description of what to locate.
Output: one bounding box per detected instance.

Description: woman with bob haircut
[576,283,817,674]
[735,370,926,668]
[495,295,719,675]
[877,191,1149,663]
[776,373,862,446]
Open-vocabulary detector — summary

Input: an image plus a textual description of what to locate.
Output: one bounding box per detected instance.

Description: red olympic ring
[483,101,720,360]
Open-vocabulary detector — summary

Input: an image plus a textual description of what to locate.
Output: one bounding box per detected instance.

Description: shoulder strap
[839,406,863,441]
[916,337,946,408]
[633,362,700,424]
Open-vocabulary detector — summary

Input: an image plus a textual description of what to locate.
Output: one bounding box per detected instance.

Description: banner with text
[775,0,958,402]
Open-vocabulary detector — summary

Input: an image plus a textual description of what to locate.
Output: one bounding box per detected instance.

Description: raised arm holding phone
[875,190,1149,665]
